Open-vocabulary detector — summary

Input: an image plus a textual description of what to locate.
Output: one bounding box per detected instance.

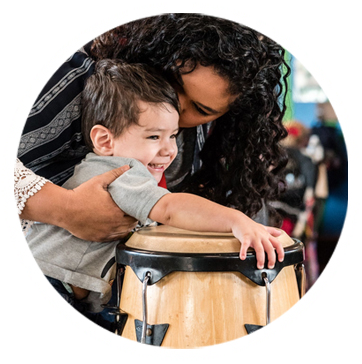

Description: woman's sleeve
[14,158,50,233]
[17,45,95,186]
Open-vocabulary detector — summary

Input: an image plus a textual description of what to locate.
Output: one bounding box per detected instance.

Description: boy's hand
[232,217,285,269]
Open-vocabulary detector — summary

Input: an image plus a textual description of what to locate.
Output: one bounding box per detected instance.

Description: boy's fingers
[268,253,276,269]
[262,240,276,269]
[253,242,265,269]
[265,226,282,237]
[271,236,285,262]
[239,239,251,260]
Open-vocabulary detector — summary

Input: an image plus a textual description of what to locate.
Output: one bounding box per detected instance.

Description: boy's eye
[170,134,178,139]
[147,135,159,140]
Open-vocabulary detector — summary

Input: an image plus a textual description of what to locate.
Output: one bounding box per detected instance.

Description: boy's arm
[149,193,284,269]
[150,193,239,232]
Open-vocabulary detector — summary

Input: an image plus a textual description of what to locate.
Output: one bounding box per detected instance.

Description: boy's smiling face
[112,101,179,183]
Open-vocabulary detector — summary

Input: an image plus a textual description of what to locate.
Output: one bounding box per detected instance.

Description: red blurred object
[158,174,167,189]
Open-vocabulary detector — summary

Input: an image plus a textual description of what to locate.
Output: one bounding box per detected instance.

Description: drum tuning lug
[115,313,128,336]
[141,272,152,344]
[262,272,271,325]
[106,307,127,316]
[137,272,169,345]
[135,320,169,346]
[100,305,128,335]
[295,263,306,298]
[244,324,264,334]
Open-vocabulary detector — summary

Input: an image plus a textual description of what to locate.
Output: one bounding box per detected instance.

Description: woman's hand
[20,165,138,242]
[63,165,139,241]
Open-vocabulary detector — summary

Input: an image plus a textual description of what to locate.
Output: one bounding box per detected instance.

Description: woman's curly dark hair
[91,13,289,221]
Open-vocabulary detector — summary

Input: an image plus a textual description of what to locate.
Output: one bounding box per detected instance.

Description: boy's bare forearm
[149,192,285,269]
[149,193,242,233]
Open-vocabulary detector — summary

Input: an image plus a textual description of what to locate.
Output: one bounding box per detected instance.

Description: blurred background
[275,53,348,290]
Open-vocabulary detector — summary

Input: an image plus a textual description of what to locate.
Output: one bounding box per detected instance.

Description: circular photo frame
[8,6,355,363]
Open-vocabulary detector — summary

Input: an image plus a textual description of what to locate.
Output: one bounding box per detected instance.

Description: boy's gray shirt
[26,153,170,312]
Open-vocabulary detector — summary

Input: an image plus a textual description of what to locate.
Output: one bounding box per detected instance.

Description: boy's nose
[160,141,176,157]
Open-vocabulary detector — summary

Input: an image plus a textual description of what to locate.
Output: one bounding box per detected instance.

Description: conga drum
[115,226,305,348]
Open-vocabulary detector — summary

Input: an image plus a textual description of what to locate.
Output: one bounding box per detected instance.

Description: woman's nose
[177,93,186,115]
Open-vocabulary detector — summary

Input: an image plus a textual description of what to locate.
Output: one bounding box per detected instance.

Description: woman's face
[176,64,236,128]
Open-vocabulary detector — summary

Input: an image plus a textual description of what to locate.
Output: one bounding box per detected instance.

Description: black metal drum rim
[116,239,304,286]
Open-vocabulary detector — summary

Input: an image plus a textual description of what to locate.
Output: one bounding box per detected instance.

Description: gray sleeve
[108,159,170,224]
[62,154,170,225]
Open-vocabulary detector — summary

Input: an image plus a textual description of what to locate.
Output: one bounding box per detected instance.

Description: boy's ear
[90,125,114,156]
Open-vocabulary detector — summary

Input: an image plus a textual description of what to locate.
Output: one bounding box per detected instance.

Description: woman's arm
[149,193,284,269]
[16,163,137,241]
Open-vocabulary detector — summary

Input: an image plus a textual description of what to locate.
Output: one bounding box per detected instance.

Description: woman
[16,13,289,239]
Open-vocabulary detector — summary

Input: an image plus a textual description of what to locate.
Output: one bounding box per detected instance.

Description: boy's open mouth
[148,163,166,170]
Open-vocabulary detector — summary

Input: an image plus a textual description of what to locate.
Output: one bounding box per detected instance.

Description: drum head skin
[125,225,294,252]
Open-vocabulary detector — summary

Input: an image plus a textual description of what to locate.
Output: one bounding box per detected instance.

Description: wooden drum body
[115,226,305,348]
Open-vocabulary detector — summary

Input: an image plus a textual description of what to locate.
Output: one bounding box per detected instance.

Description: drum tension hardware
[116,239,305,343]
[116,239,304,287]
[141,272,151,343]
[262,272,271,325]
[244,272,271,334]
[136,271,169,346]
[134,319,169,346]
[103,266,129,335]
[295,263,306,298]
[110,269,169,346]
[245,261,306,335]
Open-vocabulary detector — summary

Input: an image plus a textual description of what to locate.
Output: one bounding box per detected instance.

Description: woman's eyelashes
[193,102,210,116]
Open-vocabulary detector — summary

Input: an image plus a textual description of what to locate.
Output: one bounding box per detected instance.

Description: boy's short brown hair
[82,59,179,149]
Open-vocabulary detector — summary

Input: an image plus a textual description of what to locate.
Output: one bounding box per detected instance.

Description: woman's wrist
[20,182,72,228]
[19,165,138,241]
